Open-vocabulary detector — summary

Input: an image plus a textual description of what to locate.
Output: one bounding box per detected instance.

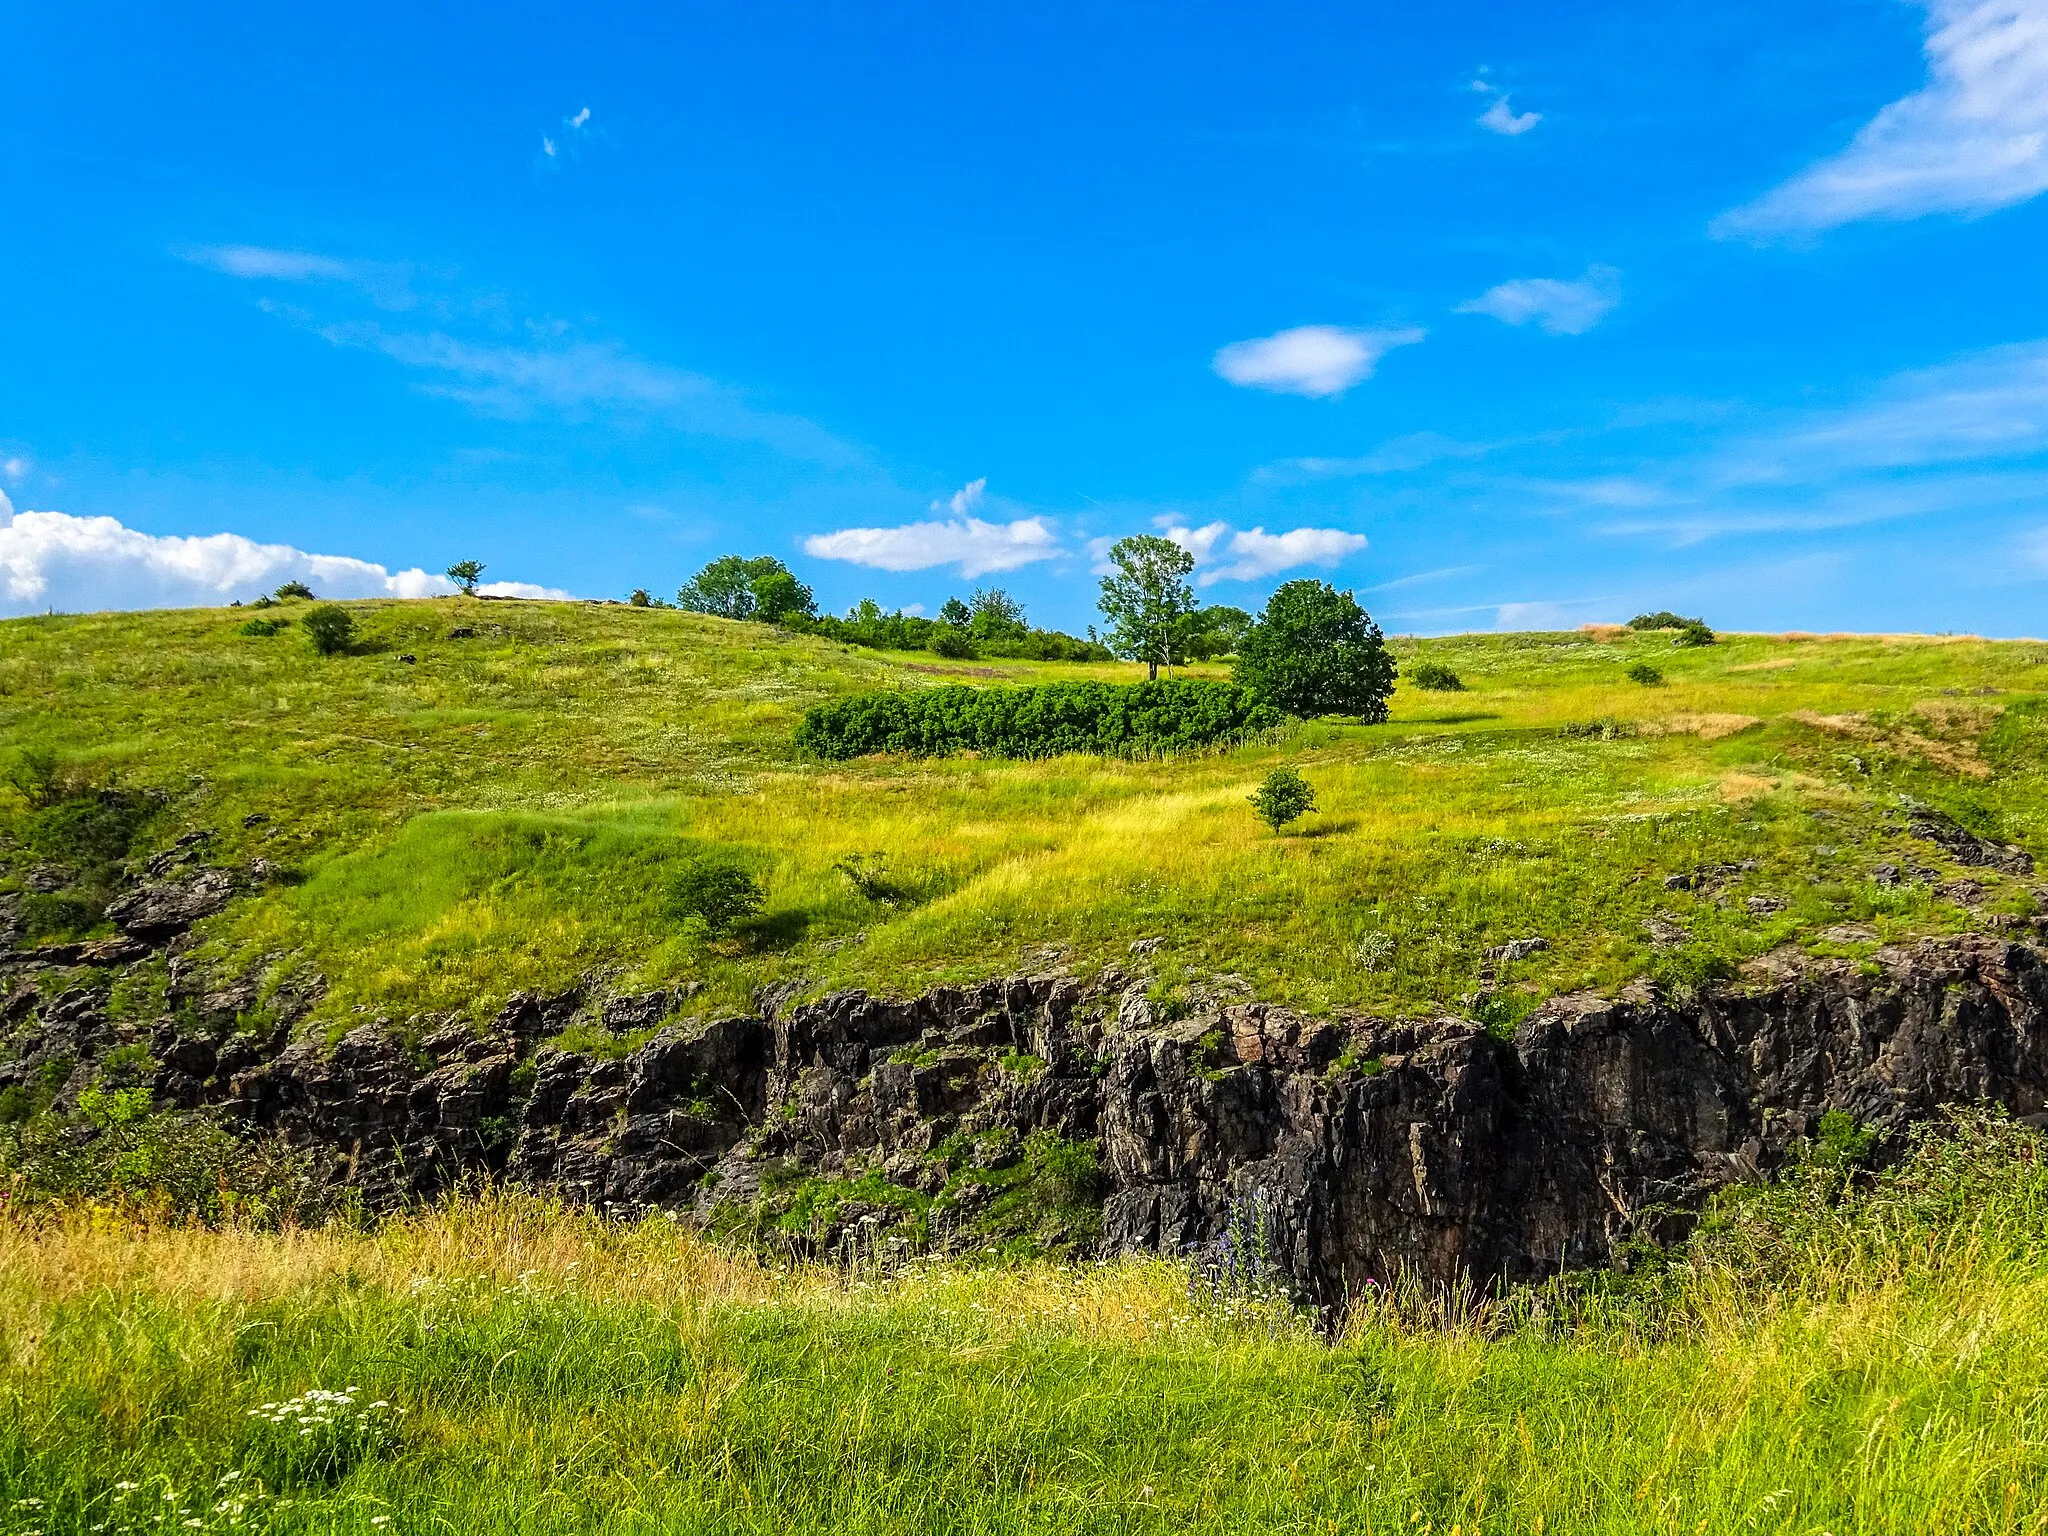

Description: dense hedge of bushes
[795,679,1279,759]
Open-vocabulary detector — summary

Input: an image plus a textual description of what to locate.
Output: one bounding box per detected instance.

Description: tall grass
[5,1113,2048,1533]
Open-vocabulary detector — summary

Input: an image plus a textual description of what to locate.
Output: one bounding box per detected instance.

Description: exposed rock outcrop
[10,934,2048,1305]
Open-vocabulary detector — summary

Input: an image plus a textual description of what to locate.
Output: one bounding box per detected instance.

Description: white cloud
[1159,520,1368,585]
[931,477,988,516]
[1456,266,1620,336]
[182,244,417,309]
[1717,0,2048,236]
[803,503,1061,578]
[0,457,25,482]
[1477,96,1542,136]
[477,579,575,600]
[184,245,359,282]
[542,136,557,158]
[0,503,573,616]
[1212,325,1425,398]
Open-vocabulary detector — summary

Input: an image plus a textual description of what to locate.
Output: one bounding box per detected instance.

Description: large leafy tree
[1177,604,1252,661]
[1233,580,1396,720]
[677,556,815,623]
[1096,535,1197,679]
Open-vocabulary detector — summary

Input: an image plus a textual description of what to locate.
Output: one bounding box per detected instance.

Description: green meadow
[3,597,2045,1030]
[5,1112,2048,1534]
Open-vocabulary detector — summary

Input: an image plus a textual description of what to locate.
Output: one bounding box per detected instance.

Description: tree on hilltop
[1234,580,1395,720]
[677,555,816,623]
[446,561,485,596]
[1097,535,1197,680]
[968,588,1028,643]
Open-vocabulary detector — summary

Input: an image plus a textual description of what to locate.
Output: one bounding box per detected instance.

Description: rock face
[10,934,2048,1305]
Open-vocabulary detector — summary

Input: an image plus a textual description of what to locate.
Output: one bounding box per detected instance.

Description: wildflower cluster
[1186,1190,1307,1333]
[73,1471,278,1534]
[245,1387,403,1480]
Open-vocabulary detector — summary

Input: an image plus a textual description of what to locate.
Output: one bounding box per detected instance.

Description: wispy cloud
[1456,265,1620,336]
[0,502,576,616]
[180,244,417,309]
[187,242,864,466]
[1549,337,2048,542]
[1367,563,1485,593]
[313,322,860,464]
[1717,0,2048,236]
[542,105,597,163]
[1158,520,1368,584]
[1213,325,1425,398]
[804,481,1061,577]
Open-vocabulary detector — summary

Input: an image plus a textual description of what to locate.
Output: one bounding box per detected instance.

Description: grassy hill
[4,597,2045,1037]
[9,600,2048,1534]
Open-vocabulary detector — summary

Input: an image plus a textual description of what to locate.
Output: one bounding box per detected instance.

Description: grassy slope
[3,597,2046,1031]
[3,1176,2045,1535]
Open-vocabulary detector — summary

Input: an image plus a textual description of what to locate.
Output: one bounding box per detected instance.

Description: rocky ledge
[9,905,2048,1306]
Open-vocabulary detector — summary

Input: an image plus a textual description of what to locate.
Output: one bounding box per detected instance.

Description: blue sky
[5,1,2048,633]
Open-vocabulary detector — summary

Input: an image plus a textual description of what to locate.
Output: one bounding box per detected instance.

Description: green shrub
[928,627,977,660]
[5,746,77,808]
[1626,661,1664,685]
[794,679,1280,760]
[1248,766,1317,834]
[1407,661,1464,692]
[273,580,315,601]
[0,1106,341,1226]
[1628,610,1700,631]
[833,851,898,902]
[21,890,101,940]
[302,605,357,656]
[237,616,284,637]
[1674,621,1717,647]
[670,858,765,936]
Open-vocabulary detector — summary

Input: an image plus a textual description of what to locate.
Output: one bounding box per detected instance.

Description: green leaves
[301,604,357,656]
[1233,580,1396,721]
[794,679,1280,760]
[1247,766,1317,834]
[1096,534,1197,677]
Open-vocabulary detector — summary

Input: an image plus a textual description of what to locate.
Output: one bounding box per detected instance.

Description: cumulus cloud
[1477,96,1542,135]
[1158,521,1368,585]
[933,477,988,516]
[0,502,573,617]
[1456,266,1621,336]
[1717,0,2048,236]
[804,483,1061,577]
[1212,325,1425,398]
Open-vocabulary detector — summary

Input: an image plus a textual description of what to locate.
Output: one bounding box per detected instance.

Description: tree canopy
[1233,580,1396,720]
[677,556,816,623]
[1096,535,1197,680]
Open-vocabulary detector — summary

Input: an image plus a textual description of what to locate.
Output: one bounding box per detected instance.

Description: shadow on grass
[1297,818,1361,839]
[736,908,815,951]
[1407,713,1502,726]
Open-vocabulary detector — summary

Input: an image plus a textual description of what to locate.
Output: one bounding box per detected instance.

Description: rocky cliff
[9,869,2048,1306]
